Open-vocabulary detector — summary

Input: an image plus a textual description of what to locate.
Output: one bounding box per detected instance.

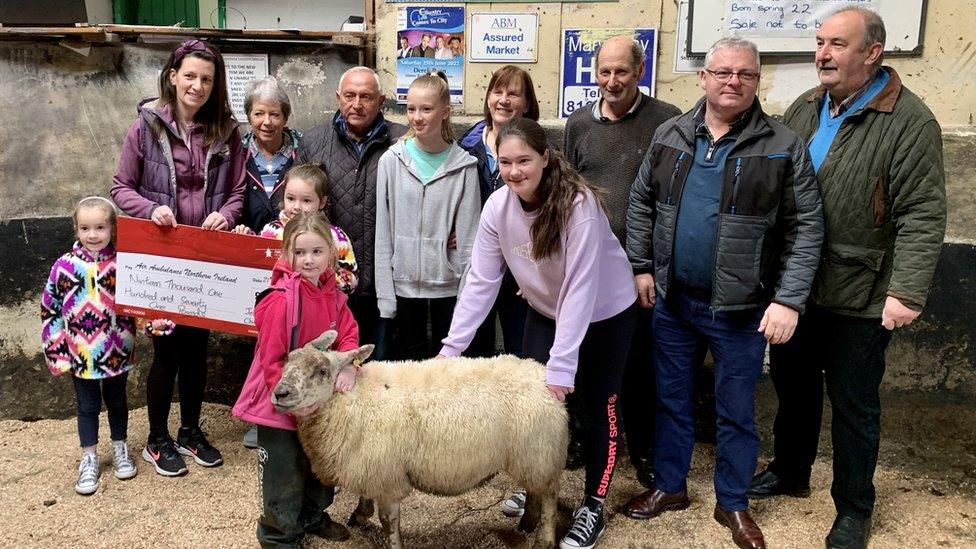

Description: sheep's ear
[334,344,374,369]
[306,330,338,352]
[352,344,374,366]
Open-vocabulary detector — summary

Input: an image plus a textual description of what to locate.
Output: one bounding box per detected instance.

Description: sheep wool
[275,339,567,549]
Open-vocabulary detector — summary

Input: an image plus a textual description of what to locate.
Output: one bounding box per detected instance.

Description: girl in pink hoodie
[233,212,359,546]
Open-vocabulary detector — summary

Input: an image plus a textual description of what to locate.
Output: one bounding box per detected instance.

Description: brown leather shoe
[713,505,766,549]
[621,488,691,520]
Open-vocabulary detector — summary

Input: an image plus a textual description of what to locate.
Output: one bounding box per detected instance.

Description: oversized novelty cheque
[115,217,281,336]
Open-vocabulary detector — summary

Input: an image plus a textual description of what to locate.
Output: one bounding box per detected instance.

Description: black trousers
[522,303,636,498]
[147,325,209,439]
[621,306,657,470]
[256,425,334,549]
[73,372,128,447]
[395,296,456,361]
[767,307,892,519]
[467,272,528,357]
[347,293,393,361]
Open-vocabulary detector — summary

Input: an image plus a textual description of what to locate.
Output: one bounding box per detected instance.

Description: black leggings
[521,303,636,498]
[147,325,210,439]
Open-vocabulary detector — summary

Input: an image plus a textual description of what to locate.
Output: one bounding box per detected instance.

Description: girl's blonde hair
[281,211,336,270]
[73,196,119,236]
[404,71,455,143]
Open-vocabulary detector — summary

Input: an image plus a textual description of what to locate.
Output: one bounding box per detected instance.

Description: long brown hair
[482,65,540,125]
[496,118,605,261]
[154,39,235,148]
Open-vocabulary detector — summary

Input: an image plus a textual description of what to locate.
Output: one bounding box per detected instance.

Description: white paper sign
[726,0,877,36]
[224,53,270,123]
[675,1,705,74]
[117,252,272,326]
[470,12,538,63]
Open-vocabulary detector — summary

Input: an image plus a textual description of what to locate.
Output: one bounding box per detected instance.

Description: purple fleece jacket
[440,187,637,387]
[111,101,246,226]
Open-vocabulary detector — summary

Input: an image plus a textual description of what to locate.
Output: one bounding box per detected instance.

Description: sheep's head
[271,330,374,413]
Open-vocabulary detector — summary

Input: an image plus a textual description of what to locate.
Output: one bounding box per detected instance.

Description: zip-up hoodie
[232,258,359,431]
[40,242,137,379]
[374,139,481,318]
[111,99,246,227]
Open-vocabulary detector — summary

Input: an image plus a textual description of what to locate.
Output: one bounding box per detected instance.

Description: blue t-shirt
[405,138,452,184]
[808,70,890,172]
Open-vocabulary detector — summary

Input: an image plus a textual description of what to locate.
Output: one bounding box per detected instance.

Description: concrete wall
[0,39,360,419]
[1,0,974,419]
[373,0,976,130]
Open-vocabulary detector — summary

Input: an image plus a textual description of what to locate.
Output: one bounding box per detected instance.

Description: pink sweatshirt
[440,187,637,387]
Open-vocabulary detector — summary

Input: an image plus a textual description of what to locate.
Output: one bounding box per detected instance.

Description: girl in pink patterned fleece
[41,197,138,495]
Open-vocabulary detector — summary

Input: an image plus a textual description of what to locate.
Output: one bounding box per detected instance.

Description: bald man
[299,67,407,360]
[564,35,681,489]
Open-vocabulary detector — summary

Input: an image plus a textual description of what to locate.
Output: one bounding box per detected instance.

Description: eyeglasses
[704,69,760,84]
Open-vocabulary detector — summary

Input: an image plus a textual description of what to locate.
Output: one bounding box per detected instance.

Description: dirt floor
[2,396,975,549]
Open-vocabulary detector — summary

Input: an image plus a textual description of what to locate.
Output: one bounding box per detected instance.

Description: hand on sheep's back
[334,365,358,393]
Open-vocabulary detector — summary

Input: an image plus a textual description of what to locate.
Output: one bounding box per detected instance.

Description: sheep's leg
[532,489,558,549]
[377,499,403,549]
[347,496,375,527]
[517,491,541,534]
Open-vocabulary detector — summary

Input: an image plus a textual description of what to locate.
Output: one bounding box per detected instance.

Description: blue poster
[559,28,658,118]
[396,6,465,105]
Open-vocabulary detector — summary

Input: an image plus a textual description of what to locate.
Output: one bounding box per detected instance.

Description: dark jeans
[621,306,656,470]
[767,307,892,519]
[256,425,334,549]
[522,303,636,498]
[347,293,392,361]
[467,272,528,357]
[73,373,129,447]
[394,296,456,361]
[653,292,766,511]
[147,325,209,439]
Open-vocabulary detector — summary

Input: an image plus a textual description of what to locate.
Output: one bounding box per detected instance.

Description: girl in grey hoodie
[374,72,481,360]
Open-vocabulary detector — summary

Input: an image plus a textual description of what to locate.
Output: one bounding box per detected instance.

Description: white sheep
[271,330,568,549]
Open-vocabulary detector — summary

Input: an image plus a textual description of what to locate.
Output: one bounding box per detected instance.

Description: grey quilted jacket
[298,113,407,296]
[627,98,825,313]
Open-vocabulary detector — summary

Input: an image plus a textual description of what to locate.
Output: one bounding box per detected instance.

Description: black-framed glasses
[704,69,760,84]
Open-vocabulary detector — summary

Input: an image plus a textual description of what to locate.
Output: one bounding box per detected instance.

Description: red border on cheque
[115,217,281,336]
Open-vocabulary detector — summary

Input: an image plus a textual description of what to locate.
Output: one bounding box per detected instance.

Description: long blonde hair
[404,71,455,143]
[281,212,336,272]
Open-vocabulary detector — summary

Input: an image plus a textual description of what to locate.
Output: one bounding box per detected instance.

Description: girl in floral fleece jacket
[41,197,139,495]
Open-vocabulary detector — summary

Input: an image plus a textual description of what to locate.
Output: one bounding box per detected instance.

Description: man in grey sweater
[563,35,681,489]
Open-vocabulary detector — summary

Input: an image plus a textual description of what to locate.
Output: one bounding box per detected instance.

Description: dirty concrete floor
[2,394,974,548]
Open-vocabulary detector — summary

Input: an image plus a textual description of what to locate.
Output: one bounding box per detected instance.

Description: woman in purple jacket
[111,39,245,478]
[439,118,637,549]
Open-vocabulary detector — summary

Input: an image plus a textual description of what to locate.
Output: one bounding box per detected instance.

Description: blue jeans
[653,292,766,511]
[73,373,129,448]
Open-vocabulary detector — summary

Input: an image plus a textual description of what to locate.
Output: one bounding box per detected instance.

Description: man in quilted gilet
[298,67,406,359]
[748,8,947,549]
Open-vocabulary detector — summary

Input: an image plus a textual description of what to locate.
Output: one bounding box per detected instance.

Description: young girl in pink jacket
[233,212,359,546]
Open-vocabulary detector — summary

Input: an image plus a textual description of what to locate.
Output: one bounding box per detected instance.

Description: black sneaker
[142,435,189,477]
[175,426,224,467]
[560,497,605,549]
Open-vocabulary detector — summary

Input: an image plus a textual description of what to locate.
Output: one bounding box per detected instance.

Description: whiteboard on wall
[687,0,927,56]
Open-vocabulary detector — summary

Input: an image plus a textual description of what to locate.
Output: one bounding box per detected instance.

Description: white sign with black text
[470,12,538,63]
[224,53,270,123]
